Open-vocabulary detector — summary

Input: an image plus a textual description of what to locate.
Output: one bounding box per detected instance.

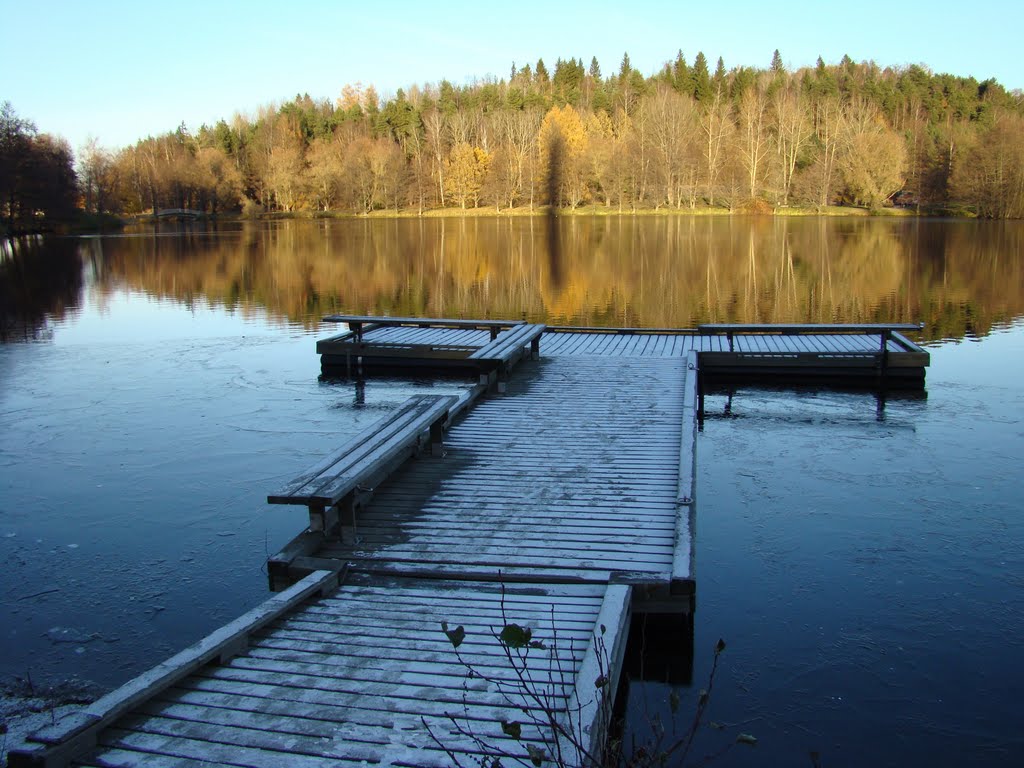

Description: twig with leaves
[429,591,754,768]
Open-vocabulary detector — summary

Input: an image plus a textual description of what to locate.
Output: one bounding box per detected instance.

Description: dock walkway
[10,320,925,768]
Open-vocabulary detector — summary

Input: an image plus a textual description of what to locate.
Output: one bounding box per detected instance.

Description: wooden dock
[10,318,926,768]
[318,318,928,385]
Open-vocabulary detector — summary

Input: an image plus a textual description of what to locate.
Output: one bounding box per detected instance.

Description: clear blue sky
[2,0,1021,153]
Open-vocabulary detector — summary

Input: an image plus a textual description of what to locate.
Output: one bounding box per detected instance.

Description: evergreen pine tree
[620,51,633,80]
[771,49,785,74]
[536,58,550,84]
[692,52,711,101]
[713,56,727,92]
[589,56,601,82]
[672,50,689,94]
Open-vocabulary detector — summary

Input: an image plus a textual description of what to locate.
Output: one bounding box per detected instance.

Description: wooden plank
[468,323,545,363]
[269,394,456,507]
[556,584,632,766]
[698,322,923,333]
[559,331,594,355]
[323,315,525,330]
[8,571,341,768]
[544,325,695,334]
[74,748,241,768]
[92,726,366,768]
[268,395,440,500]
[673,352,698,588]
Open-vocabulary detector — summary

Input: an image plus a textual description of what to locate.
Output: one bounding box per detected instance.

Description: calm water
[1,218,1022,766]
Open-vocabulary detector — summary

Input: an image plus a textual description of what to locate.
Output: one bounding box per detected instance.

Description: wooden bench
[268,394,457,535]
[698,323,923,353]
[323,315,525,342]
[697,322,926,380]
[469,323,546,390]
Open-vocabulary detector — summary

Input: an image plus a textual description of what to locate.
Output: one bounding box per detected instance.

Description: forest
[4,49,1024,231]
[0,102,78,234]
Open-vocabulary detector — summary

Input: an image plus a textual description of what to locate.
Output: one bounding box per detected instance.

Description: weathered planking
[306,356,691,582]
[19,578,615,768]
[8,570,342,768]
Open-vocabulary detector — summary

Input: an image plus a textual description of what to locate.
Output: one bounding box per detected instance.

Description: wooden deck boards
[344,326,923,367]
[312,356,689,583]
[66,577,624,768]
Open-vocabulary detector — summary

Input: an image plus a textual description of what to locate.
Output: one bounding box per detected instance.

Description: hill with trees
[8,49,1024,228]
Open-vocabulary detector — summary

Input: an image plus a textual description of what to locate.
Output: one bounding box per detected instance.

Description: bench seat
[323,315,525,342]
[468,323,546,389]
[268,394,457,532]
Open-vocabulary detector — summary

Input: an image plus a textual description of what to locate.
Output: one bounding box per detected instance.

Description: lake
[1,216,1022,766]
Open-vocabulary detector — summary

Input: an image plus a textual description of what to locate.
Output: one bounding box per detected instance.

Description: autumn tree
[644,85,698,208]
[698,85,732,205]
[951,109,1024,218]
[79,137,119,215]
[1,105,77,232]
[839,99,907,209]
[537,105,590,208]
[736,80,772,200]
[338,136,377,213]
[771,83,813,204]
[492,108,542,209]
[266,132,305,211]
[304,134,345,211]
[368,137,404,211]
[807,95,849,207]
[587,110,629,208]
[444,142,490,208]
[423,109,449,207]
[195,146,243,213]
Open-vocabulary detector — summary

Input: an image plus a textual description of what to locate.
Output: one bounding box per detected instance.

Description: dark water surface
[1,218,1022,766]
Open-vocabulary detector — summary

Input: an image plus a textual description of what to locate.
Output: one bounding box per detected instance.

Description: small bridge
[154,208,204,219]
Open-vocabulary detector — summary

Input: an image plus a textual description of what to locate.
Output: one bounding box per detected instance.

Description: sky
[1,0,1021,153]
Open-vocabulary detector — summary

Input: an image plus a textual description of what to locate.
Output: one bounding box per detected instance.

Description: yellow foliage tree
[537,105,590,208]
[444,143,491,208]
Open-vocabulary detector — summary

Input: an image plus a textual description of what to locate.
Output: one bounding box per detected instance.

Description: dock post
[879,329,891,384]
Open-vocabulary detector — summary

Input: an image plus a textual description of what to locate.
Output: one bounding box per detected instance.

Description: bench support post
[338,495,360,544]
[430,420,445,457]
[307,503,338,535]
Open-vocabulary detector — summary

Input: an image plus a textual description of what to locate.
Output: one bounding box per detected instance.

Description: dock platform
[318,319,928,385]
[10,318,926,767]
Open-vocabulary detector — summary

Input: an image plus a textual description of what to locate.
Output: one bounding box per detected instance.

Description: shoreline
[2,205,974,239]
[0,678,96,765]
[124,203,957,227]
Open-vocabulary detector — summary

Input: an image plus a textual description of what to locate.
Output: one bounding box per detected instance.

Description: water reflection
[0,236,83,342]
[2,217,1023,343]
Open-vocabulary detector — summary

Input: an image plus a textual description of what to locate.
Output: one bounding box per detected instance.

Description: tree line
[6,49,1024,230]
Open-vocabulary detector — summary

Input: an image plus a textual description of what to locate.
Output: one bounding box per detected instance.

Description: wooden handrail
[697,323,923,334]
